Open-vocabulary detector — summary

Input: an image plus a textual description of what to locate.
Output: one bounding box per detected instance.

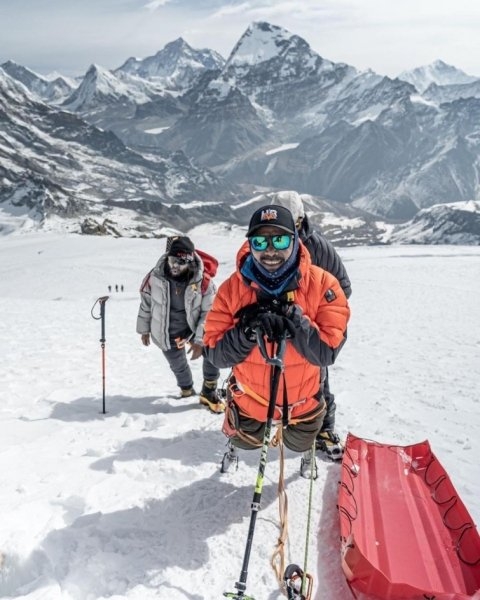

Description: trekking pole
[91,296,109,414]
[224,331,287,600]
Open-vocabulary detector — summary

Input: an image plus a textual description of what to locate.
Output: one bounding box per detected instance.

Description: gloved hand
[235,302,297,342]
[244,312,296,342]
[235,303,263,326]
[187,342,203,360]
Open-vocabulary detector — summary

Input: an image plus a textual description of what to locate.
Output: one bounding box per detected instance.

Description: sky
[1,0,480,79]
[0,225,479,599]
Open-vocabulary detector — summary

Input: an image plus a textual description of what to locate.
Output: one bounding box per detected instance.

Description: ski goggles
[168,254,193,266]
[248,234,293,251]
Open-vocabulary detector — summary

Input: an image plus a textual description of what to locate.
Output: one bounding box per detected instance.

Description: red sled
[338,433,480,600]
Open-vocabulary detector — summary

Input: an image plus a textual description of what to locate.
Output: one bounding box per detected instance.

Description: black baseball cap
[246,205,296,237]
[168,236,195,261]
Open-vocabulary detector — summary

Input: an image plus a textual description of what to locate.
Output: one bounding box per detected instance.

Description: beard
[167,264,191,280]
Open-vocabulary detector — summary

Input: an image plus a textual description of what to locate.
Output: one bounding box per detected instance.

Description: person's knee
[283,428,318,453]
[283,415,323,453]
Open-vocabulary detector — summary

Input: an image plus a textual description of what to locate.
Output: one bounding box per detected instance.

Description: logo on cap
[260,209,278,221]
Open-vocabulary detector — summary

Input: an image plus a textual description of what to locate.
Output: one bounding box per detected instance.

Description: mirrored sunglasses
[249,234,293,251]
[168,255,193,266]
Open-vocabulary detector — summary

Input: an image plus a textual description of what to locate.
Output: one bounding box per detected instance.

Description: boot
[179,386,196,398]
[316,430,343,461]
[199,379,225,413]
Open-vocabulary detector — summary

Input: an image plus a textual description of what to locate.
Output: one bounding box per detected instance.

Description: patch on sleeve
[324,288,336,303]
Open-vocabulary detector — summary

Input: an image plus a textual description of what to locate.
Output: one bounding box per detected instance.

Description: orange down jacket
[203,241,350,423]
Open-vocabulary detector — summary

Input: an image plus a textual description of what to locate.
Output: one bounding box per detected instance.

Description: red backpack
[196,249,218,295]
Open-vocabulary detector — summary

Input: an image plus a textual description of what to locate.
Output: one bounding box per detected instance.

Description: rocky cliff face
[149,23,480,219]
[0,68,234,234]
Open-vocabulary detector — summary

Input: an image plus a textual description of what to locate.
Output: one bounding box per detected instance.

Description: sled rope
[299,441,316,594]
[270,426,288,586]
[425,454,480,566]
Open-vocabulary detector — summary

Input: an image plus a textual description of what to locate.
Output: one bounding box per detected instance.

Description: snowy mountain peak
[62,63,151,111]
[1,60,49,91]
[85,63,110,79]
[82,63,124,94]
[0,66,31,100]
[399,59,478,93]
[1,60,75,103]
[114,38,224,90]
[167,36,189,48]
[226,21,314,67]
[155,37,224,71]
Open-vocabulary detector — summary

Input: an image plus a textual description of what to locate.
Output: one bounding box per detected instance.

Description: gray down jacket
[136,253,216,350]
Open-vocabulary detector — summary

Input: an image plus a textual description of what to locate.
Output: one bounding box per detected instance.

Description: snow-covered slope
[115,37,224,91]
[0,228,478,599]
[389,200,480,244]
[0,68,232,234]
[156,23,480,220]
[5,23,480,228]
[423,79,480,103]
[1,60,76,103]
[398,59,478,93]
[62,64,154,111]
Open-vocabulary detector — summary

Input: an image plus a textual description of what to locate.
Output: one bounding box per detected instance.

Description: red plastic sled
[338,433,480,600]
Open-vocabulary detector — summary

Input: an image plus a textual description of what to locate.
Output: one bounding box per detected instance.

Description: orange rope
[270,426,289,589]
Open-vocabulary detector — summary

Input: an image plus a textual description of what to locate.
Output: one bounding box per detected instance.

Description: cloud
[210,0,354,21]
[1,0,480,78]
[203,0,480,75]
[144,0,172,10]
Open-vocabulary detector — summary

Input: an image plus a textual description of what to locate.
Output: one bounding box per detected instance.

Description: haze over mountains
[1,21,480,244]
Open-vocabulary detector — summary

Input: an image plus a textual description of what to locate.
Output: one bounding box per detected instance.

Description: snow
[64,65,152,111]
[350,105,389,126]
[321,215,365,228]
[206,79,232,100]
[410,94,439,108]
[228,25,283,67]
[0,226,479,600]
[441,199,480,213]
[265,143,299,156]
[143,127,170,135]
[399,60,478,93]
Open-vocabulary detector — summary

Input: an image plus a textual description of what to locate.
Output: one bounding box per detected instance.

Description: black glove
[235,303,263,328]
[244,311,296,342]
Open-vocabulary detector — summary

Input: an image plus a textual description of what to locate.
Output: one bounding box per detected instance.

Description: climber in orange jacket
[203,205,350,474]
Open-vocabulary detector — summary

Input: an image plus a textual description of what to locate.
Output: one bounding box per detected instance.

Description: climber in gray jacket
[136,236,224,413]
[270,193,352,459]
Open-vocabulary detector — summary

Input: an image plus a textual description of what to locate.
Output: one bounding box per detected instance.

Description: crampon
[284,564,313,600]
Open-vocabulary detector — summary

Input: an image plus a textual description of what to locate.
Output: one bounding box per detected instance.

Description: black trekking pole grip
[98,296,108,343]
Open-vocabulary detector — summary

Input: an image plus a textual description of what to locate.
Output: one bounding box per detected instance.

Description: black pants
[162,346,219,389]
[231,405,326,453]
[320,367,337,431]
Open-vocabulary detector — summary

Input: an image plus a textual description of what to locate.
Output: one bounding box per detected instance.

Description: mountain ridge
[1,22,480,244]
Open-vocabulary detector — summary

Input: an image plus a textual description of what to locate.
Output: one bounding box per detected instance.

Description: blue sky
[1,0,480,78]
